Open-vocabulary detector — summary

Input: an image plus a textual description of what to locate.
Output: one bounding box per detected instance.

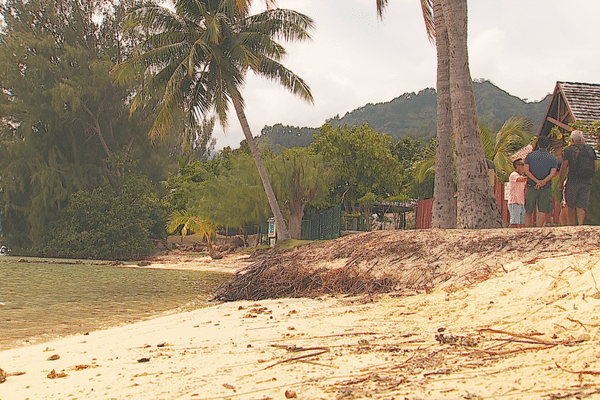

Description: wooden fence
[416,182,561,229]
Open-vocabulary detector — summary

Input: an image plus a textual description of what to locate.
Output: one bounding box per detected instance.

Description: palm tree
[377,0,501,228]
[113,0,314,241]
[167,210,220,258]
[377,0,456,228]
[415,116,532,185]
[480,116,533,180]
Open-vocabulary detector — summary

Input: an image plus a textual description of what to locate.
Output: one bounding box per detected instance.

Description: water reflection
[0,257,230,350]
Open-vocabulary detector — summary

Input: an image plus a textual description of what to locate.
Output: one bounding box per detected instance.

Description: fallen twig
[556,363,600,376]
[265,349,330,369]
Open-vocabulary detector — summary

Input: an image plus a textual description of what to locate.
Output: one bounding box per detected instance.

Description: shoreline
[3,248,600,399]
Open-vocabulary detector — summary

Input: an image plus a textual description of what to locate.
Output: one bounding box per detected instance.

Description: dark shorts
[525,186,553,214]
[564,182,592,210]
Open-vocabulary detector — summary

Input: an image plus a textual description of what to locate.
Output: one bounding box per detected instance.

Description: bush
[38,176,168,260]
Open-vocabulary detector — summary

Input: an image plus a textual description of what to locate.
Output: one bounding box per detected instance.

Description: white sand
[2,250,600,399]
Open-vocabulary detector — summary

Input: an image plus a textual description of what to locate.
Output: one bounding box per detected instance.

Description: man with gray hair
[558,130,598,225]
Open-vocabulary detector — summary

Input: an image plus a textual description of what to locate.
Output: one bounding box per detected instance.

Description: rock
[47,354,60,361]
[285,389,297,398]
[0,368,7,383]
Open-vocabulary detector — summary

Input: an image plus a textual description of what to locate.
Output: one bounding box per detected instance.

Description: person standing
[558,130,598,225]
[523,135,558,227]
[507,158,527,227]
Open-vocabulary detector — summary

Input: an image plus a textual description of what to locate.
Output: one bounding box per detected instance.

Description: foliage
[311,122,402,211]
[194,153,271,230]
[113,0,314,241]
[113,0,314,138]
[38,174,168,260]
[0,0,176,251]
[412,138,437,199]
[480,116,533,181]
[167,210,215,243]
[325,81,550,143]
[412,117,532,195]
[267,147,335,238]
[257,124,319,152]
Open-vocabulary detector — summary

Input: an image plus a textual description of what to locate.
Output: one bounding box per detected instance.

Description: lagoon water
[0,257,230,351]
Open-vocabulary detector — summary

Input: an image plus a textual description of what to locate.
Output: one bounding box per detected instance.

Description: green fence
[301,205,342,240]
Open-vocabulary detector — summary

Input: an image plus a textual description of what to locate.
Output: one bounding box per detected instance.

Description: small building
[539,81,600,152]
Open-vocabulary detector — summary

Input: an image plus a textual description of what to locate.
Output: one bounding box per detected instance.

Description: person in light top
[507,158,527,228]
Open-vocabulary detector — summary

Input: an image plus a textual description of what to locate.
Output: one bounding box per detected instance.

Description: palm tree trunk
[431,0,456,229]
[440,0,502,229]
[232,95,291,241]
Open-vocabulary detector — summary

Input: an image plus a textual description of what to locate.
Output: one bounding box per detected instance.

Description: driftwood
[214,227,600,302]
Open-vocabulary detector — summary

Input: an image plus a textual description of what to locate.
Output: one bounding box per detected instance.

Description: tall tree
[113,0,314,241]
[429,0,456,228]
[0,0,169,250]
[268,148,335,239]
[311,123,402,212]
[376,0,501,228]
[439,0,501,228]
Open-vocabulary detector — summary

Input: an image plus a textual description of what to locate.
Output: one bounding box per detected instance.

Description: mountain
[257,80,551,150]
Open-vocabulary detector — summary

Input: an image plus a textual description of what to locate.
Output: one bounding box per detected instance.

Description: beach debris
[157,342,167,348]
[266,345,330,369]
[284,389,297,398]
[137,357,151,363]
[222,383,236,391]
[43,347,55,352]
[0,368,6,383]
[47,369,67,379]
[47,354,60,361]
[435,332,478,347]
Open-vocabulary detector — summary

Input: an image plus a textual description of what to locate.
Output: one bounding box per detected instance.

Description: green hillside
[257,80,551,151]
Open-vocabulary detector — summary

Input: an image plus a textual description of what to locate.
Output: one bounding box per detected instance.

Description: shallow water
[0,257,230,350]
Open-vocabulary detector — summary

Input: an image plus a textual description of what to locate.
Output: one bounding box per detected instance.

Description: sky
[214,0,600,149]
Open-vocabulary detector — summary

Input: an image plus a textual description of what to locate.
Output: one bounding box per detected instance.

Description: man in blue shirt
[524,135,558,227]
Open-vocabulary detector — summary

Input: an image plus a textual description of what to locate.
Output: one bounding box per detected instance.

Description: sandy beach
[3,229,600,399]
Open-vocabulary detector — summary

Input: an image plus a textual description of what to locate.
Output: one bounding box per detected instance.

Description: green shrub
[38,176,168,260]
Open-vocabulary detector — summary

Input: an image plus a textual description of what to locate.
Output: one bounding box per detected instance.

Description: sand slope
[2,227,600,399]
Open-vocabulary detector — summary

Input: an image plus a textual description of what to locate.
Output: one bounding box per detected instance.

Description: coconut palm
[480,116,533,180]
[377,0,457,228]
[113,0,314,241]
[378,0,502,228]
[167,210,220,258]
[414,117,533,185]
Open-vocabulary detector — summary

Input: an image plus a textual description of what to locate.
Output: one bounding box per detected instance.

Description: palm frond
[376,0,388,19]
[256,57,313,103]
[421,0,434,43]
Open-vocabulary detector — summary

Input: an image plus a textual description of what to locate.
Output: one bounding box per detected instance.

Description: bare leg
[536,212,546,227]
[525,213,534,227]
[559,207,568,226]
[566,207,576,226]
[576,208,586,226]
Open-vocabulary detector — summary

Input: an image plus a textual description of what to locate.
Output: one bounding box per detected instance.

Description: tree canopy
[0,0,176,252]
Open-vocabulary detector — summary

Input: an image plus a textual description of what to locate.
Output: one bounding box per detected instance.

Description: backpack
[570,143,597,179]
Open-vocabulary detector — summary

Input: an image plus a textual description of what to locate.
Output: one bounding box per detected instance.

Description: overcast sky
[213,0,600,149]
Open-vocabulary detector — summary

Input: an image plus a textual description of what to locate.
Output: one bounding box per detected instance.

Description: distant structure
[539,81,600,153]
